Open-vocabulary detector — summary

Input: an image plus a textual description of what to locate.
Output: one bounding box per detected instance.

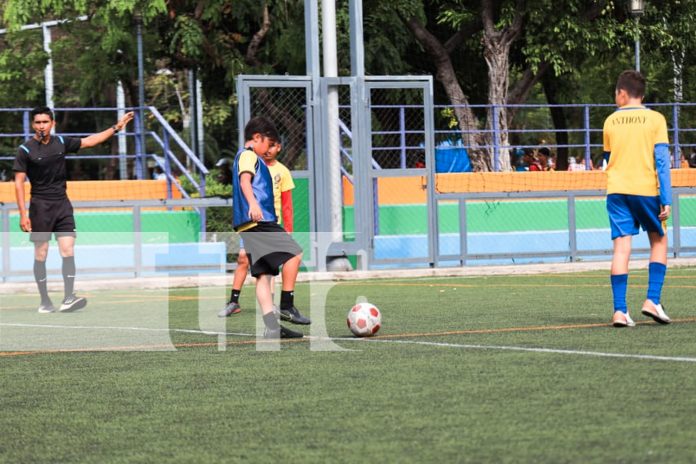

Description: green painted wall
[7,211,200,246]
[342,197,696,235]
[7,187,693,246]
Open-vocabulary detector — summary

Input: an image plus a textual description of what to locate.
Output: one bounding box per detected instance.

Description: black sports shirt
[13,136,81,199]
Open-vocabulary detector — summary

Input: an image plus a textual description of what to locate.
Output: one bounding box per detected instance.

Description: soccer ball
[347,302,382,337]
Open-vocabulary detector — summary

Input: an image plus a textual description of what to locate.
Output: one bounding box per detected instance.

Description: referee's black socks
[62,256,76,297]
[33,260,50,304]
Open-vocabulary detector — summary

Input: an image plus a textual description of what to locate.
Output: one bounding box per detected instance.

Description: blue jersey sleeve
[654,143,672,206]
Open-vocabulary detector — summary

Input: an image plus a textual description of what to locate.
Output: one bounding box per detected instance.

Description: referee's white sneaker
[641,300,671,324]
[59,294,87,312]
[37,302,56,314]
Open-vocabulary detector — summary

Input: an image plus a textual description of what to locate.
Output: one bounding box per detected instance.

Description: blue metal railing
[365,102,696,171]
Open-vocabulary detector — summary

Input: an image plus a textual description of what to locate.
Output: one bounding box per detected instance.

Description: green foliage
[0,31,48,106]
[179,167,233,234]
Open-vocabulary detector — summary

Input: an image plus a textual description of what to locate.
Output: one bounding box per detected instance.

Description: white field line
[3,322,696,363]
[0,322,254,337]
[345,337,696,363]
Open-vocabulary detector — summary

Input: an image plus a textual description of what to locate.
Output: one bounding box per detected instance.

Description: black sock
[229,289,241,304]
[33,260,50,304]
[262,312,280,331]
[62,256,76,298]
[280,290,294,310]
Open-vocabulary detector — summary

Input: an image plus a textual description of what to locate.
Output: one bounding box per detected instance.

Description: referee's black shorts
[28,197,76,242]
[240,222,303,278]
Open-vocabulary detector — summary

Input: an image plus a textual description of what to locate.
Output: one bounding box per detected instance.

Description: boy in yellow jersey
[219,138,309,325]
[603,70,672,327]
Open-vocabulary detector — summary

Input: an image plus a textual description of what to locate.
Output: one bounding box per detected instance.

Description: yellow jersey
[603,106,669,197]
[266,160,295,224]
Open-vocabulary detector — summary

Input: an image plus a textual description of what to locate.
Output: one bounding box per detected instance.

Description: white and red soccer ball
[347,302,382,337]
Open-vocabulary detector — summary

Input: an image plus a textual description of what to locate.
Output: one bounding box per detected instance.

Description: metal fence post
[162,129,172,200]
[492,105,500,171]
[672,192,680,258]
[133,111,144,180]
[399,105,406,169]
[568,194,577,262]
[672,104,680,167]
[584,105,591,168]
[2,205,10,282]
[459,199,467,266]
[23,110,30,139]
[133,205,142,277]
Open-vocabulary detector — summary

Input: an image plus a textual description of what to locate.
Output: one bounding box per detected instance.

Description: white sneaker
[59,294,87,312]
[612,311,635,327]
[641,300,671,324]
[37,302,56,314]
[625,312,636,327]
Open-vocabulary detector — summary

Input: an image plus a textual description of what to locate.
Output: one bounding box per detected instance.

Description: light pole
[629,0,645,72]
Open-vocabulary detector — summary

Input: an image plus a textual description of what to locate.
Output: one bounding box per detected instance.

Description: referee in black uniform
[13,106,134,313]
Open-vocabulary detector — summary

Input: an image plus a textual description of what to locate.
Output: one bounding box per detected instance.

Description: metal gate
[237,75,435,270]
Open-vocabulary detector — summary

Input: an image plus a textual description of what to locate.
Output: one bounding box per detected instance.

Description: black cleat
[59,294,87,312]
[217,302,241,317]
[279,306,311,325]
[263,325,304,339]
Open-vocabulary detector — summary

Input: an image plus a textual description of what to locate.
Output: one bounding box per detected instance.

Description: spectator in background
[689,151,696,168]
[680,153,690,169]
[538,147,554,171]
[513,148,528,171]
[568,156,586,171]
[525,149,543,171]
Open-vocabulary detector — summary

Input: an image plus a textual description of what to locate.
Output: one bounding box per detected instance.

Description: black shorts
[28,197,76,242]
[240,222,303,278]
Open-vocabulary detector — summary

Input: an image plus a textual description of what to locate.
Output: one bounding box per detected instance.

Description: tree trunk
[484,42,512,171]
[542,73,569,171]
[481,0,525,172]
[403,16,490,171]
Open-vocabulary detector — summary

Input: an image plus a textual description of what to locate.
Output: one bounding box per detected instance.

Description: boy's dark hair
[31,106,54,121]
[244,116,279,142]
[616,70,645,99]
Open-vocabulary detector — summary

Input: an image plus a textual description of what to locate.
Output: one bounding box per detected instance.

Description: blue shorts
[607,194,665,240]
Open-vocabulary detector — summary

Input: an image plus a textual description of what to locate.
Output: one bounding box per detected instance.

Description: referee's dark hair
[244,116,279,142]
[616,70,646,99]
[30,106,54,121]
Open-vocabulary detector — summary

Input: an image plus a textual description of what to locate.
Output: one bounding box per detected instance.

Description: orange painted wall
[343,169,696,205]
[0,180,182,203]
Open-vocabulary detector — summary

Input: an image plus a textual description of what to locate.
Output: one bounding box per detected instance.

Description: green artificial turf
[2,268,696,463]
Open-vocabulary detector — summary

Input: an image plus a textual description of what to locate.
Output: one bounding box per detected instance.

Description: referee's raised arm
[79,111,135,149]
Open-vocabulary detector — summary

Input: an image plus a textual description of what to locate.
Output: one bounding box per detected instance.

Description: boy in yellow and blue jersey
[219,139,305,324]
[603,70,672,327]
[229,116,308,339]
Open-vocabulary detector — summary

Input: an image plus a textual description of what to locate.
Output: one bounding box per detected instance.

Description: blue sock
[647,262,667,304]
[611,274,628,313]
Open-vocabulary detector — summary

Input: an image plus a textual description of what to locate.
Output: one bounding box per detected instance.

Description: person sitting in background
[513,148,528,171]
[538,147,555,171]
[568,156,586,171]
[680,153,690,169]
[526,149,543,171]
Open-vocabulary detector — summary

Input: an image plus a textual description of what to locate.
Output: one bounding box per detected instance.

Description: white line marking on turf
[0,322,254,337]
[344,338,696,363]
[3,323,696,363]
